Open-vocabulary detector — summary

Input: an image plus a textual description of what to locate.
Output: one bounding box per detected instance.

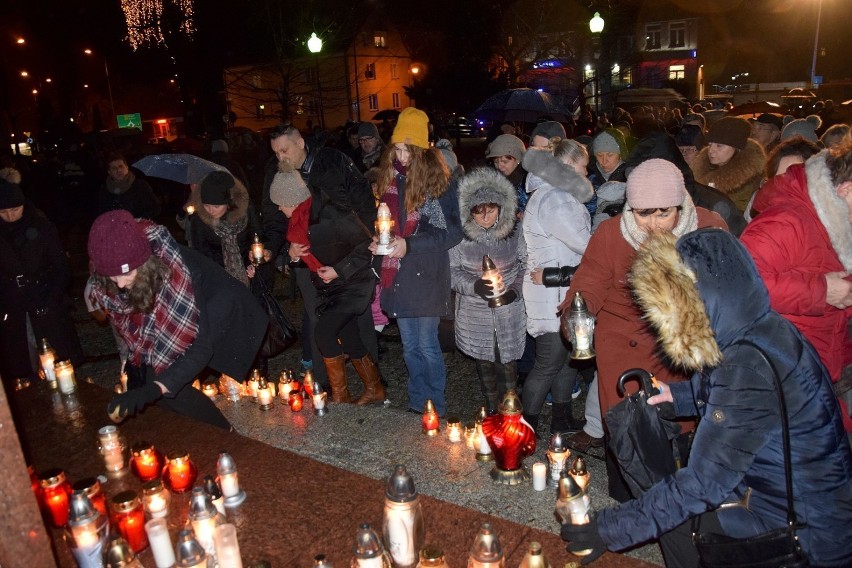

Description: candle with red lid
[110,490,149,553]
[39,468,71,527]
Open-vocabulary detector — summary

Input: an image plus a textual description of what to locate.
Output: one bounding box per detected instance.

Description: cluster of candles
[199,369,328,416]
[38,339,77,395]
[418,400,496,463]
[34,425,248,567]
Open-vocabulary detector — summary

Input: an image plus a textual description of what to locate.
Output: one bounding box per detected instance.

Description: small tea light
[98,425,129,477]
[422,400,440,436]
[532,462,547,491]
[54,360,77,395]
[278,372,292,400]
[446,416,462,443]
[257,378,273,410]
[141,478,171,519]
[185,204,196,215]
[464,422,476,448]
[313,384,328,416]
[201,383,218,399]
[289,390,304,412]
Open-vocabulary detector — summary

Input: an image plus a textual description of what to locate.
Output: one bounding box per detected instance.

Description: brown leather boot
[323,354,351,403]
[351,355,386,406]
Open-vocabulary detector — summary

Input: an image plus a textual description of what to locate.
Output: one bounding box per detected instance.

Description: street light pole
[589,12,605,115]
[84,49,117,128]
[810,0,823,88]
[307,33,325,130]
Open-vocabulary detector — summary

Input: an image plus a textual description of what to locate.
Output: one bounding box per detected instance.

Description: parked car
[446,116,477,137]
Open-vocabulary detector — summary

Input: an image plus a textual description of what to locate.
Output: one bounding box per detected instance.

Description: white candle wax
[192,517,217,557]
[532,462,547,491]
[145,493,169,518]
[385,506,417,567]
[575,329,590,350]
[40,353,56,382]
[146,518,176,568]
[56,364,76,394]
[219,472,240,499]
[257,388,272,406]
[313,393,326,410]
[214,523,243,568]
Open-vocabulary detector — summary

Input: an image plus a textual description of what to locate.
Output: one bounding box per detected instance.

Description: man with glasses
[750,113,782,153]
[356,122,385,172]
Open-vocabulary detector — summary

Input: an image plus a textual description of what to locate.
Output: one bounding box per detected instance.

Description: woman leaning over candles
[86,210,267,429]
[370,108,463,417]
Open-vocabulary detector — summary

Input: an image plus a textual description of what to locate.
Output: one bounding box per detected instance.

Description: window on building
[392,93,400,108]
[374,31,386,48]
[669,22,686,48]
[390,63,399,79]
[645,24,662,50]
[368,94,379,111]
[583,65,594,81]
[256,103,266,119]
[622,67,633,84]
[365,63,376,80]
[669,64,685,80]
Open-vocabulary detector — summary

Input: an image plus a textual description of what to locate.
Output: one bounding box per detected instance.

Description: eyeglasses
[633,206,681,218]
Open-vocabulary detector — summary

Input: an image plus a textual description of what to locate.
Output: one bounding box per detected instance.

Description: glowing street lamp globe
[589,12,605,34]
[308,32,322,54]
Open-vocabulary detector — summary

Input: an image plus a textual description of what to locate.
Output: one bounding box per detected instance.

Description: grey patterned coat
[450,168,527,363]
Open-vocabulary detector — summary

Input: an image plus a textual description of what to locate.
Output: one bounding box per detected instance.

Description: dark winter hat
[682,113,706,131]
[755,113,783,130]
[0,179,25,209]
[485,134,525,162]
[200,171,234,205]
[358,122,380,139]
[706,117,751,151]
[88,210,152,276]
[529,121,566,142]
[675,124,705,149]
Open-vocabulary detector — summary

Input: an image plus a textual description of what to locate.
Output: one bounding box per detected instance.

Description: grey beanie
[591,130,621,155]
[435,139,459,172]
[358,122,380,139]
[485,134,525,162]
[270,171,311,207]
[780,116,821,143]
[211,139,228,153]
[529,121,566,141]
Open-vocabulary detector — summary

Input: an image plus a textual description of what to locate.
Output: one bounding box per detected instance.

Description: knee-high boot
[323,354,351,403]
[351,354,386,406]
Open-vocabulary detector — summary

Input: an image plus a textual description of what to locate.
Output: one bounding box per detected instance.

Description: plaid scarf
[380,165,420,290]
[89,221,200,375]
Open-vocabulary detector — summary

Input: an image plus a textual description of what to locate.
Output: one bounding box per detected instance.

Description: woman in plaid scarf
[87,210,267,429]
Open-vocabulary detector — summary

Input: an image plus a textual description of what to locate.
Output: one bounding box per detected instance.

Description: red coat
[741,160,852,431]
[567,208,727,424]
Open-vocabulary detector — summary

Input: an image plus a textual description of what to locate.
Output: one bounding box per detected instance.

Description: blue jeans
[397,316,447,416]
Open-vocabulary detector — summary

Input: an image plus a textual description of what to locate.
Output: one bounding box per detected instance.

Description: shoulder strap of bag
[736,339,800,531]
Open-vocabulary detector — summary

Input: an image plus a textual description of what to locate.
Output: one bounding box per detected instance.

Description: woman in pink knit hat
[560,159,728,508]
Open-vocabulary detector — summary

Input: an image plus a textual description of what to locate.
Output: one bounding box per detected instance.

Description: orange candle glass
[421,400,440,436]
[39,468,71,527]
[162,450,197,494]
[131,442,163,482]
[110,490,149,553]
[289,391,304,412]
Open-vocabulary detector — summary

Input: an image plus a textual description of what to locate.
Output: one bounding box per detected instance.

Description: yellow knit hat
[391,107,429,149]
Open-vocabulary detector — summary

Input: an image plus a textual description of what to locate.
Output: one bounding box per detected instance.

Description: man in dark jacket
[261,125,378,392]
[97,153,160,220]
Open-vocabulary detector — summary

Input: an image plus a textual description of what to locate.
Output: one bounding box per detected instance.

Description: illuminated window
[392,93,400,108]
[584,65,594,81]
[645,24,662,50]
[669,64,685,80]
[256,104,266,119]
[669,22,686,48]
[368,94,379,111]
[365,63,376,80]
[390,63,399,79]
[374,32,386,48]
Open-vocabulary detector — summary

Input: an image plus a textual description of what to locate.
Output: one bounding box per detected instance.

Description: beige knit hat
[270,171,310,207]
[485,134,526,161]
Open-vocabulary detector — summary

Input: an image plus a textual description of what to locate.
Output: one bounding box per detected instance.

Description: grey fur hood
[188,177,250,228]
[806,152,852,271]
[457,167,518,241]
[522,148,594,204]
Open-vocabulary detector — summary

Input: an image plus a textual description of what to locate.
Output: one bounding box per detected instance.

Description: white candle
[146,518,176,568]
[532,462,547,491]
[257,386,272,407]
[192,516,217,557]
[146,493,168,518]
[385,506,417,567]
[214,523,243,568]
[55,361,76,394]
[219,472,240,499]
[575,329,590,351]
[313,393,326,410]
[40,352,56,383]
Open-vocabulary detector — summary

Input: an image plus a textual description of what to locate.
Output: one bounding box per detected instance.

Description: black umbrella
[372,109,400,121]
[475,88,572,123]
[728,101,787,117]
[604,368,682,498]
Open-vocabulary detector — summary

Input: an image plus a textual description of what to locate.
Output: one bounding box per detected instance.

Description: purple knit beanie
[88,210,152,276]
[626,159,686,210]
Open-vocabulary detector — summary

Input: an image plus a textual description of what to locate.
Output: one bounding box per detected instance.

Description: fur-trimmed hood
[630,229,772,371]
[805,152,852,271]
[521,148,594,203]
[691,139,765,195]
[457,167,518,241]
[187,177,250,228]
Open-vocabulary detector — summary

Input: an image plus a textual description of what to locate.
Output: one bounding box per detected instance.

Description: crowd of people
[1,97,851,566]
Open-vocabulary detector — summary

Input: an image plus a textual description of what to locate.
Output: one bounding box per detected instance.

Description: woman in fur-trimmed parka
[561,229,852,568]
[450,168,526,413]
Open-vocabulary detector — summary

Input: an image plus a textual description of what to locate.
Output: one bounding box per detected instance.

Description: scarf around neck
[213,215,249,286]
[89,221,200,375]
[619,192,698,250]
[380,168,420,289]
[106,171,136,195]
[286,197,323,272]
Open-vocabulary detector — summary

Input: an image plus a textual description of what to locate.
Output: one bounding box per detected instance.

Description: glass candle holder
[278,371,292,400]
[72,477,108,518]
[302,370,316,397]
[257,378,273,410]
[162,450,197,494]
[464,422,476,449]
[54,359,77,395]
[39,468,72,527]
[216,452,247,507]
[201,383,218,399]
[446,417,462,443]
[250,233,265,265]
[98,425,129,478]
[131,442,164,482]
[65,491,109,568]
[214,523,243,568]
[421,400,440,436]
[289,390,304,412]
[142,478,171,519]
[110,490,149,553]
[313,391,328,416]
[39,338,57,384]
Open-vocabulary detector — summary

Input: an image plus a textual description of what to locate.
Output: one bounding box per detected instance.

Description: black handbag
[256,274,298,358]
[693,340,809,568]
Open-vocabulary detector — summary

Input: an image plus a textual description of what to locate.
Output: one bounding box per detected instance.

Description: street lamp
[589,12,605,114]
[810,0,823,87]
[83,48,117,128]
[589,12,604,34]
[307,33,325,130]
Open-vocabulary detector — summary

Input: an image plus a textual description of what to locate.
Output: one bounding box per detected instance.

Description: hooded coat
[740,153,852,431]
[449,168,526,363]
[597,229,852,567]
[521,149,593,337]
[691,139,765,213]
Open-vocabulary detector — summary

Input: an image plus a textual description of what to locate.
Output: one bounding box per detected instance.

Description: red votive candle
[162,450,197,494]
[39,468,71,527]
[289,391,304,412]
[110,490,149,553]
[131,442,163,482]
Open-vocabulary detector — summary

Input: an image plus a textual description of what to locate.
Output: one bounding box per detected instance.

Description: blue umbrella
[133,154,228,185]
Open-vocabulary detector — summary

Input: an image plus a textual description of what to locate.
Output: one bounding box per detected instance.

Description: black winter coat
[97,175,160,220]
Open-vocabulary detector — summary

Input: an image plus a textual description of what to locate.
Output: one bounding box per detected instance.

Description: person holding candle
[0,176,83,386]
[86,210,267,429]
[271,167,385,405]
[449,167,526,414]
[370,108,464,416]
[560,229,852,568]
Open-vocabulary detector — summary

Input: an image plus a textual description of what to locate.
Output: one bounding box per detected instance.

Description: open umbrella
[133,154,228,185]
[372,109,400,121]
[475,88,573,123]
[728,101,786,117]
[604,368,682,498]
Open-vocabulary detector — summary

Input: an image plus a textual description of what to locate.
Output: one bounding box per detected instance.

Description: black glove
[561,514,607,565]
[501,289,518,304]
[107,381,162,419]
[473,278,493,300]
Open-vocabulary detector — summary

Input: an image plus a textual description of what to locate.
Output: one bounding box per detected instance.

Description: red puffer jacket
[742,158,852,431]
